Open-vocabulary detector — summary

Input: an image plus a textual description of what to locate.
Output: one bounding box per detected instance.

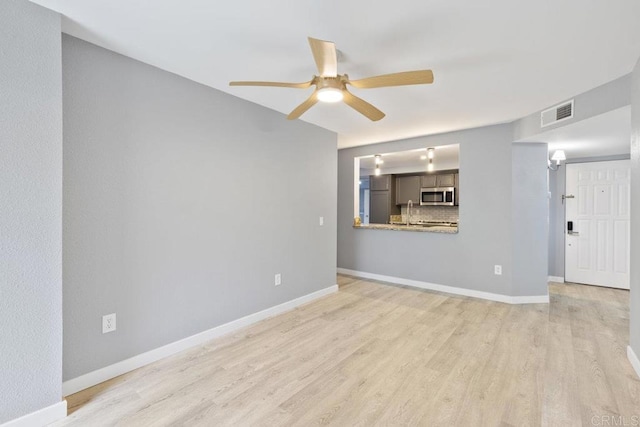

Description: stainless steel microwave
[420,187,455,206]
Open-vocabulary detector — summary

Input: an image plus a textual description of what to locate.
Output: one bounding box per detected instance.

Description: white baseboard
[0,400,66,427]
[628,346,640,379]
[510,294,550,304]
[62,284,338,396]
[337,268,549,305]
[548,276,565,283]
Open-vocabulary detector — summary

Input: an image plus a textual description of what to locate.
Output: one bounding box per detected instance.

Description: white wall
[0,0,63,423]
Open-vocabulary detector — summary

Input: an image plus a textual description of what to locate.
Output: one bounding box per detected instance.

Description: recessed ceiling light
[420,155,427,160]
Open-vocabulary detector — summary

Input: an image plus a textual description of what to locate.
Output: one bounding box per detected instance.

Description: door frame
[363,189,370,225]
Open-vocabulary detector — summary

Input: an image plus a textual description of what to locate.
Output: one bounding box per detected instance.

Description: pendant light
[426,148,435,171]
[374,154,382,175]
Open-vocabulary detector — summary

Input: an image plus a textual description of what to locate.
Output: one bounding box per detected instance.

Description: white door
[565,160,630,289]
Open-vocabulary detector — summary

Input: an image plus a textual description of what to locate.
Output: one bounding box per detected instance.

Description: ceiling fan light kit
[317,87,343,103]
[229,37,434,121]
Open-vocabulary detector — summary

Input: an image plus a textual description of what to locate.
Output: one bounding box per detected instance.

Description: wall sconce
[548,150,566,171]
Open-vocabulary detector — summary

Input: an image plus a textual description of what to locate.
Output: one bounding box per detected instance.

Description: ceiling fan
[229,37,434,122]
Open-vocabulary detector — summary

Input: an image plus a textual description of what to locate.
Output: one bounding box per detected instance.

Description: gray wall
[0,1,62,423]
[630,57,640,355]
[338,124,548,298]
[514,74,632,142]
[512,70,633,280]
[548,167,566,278]
[511,144,549,296]
[62,36,337,381]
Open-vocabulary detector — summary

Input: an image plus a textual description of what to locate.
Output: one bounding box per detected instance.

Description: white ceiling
[519,107,631,159]
[31,0,640,149]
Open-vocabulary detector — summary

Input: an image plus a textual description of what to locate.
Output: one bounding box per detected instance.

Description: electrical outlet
[275,273,282,286]
[319,216,324,226]
[102,313,116,334]
[494,265,502,275]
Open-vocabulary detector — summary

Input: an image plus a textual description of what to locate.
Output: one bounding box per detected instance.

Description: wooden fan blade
[342,90,385,121]
[308,37,337,78]
[229,80,314,89]
[287,91,319,120]
[347,70,434,89]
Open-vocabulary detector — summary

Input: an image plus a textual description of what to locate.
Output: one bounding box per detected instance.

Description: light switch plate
[319,216,324,226]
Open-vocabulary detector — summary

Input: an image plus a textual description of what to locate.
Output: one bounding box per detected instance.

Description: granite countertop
[354,223,458,234]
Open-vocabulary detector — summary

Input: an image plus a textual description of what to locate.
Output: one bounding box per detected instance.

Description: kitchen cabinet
[420,173,456,188]
[370,191,392,224]
[437,173,455,187]
[396,176,421,205]
[420,175,437,188]
[370,174,391,191]
[369,174,399,224]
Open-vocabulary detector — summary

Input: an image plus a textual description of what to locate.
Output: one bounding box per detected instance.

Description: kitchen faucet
[407,200,413,226]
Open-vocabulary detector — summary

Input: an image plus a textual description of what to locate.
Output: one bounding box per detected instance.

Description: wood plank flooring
[55,275,640,426]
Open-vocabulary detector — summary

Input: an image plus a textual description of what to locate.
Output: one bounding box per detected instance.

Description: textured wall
[630,57,640,355]
[0,0,62,423]
[62,35,337,380]
[337,124,533,297]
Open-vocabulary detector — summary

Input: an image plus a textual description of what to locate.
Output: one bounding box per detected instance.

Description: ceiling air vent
[541,99,574,128]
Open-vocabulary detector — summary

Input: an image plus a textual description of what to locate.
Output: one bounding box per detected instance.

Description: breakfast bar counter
[354,223,458,234]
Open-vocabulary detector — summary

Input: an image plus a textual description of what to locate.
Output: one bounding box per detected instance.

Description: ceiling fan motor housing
[316,75,347,90]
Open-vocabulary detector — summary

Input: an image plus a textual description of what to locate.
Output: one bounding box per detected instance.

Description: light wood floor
[55,275,640,426]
